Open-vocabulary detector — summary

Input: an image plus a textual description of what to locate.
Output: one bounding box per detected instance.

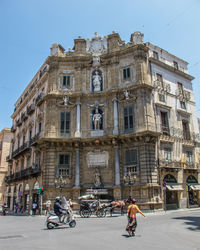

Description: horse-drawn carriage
[78,194,129,218]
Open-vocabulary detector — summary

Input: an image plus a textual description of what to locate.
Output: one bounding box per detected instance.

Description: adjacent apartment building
[4,32,200,212]
[0,128,12,204]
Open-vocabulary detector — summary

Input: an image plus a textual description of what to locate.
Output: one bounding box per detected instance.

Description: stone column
[75,148,80,187]
[115,146,120,186]
[75,103,81,137]
[113,98,119,134]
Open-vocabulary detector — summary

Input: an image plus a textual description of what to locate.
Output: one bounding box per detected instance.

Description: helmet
[55,196,61,202]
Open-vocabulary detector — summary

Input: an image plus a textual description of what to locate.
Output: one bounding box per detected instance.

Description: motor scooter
[1,204,8,216]
[46,197,76,229]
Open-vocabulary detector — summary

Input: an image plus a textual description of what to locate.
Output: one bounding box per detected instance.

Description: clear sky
[0,0,200,131]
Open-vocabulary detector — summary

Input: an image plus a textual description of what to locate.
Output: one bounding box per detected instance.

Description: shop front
[163,174,183,210]
[186,175,200,207]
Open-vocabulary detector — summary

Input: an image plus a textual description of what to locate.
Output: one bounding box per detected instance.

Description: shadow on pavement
[172,216,200,231]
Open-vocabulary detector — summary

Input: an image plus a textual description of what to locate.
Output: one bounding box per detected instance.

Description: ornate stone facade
[4,32,200,212]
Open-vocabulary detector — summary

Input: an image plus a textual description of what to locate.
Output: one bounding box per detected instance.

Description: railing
[12,142,30,158]
[35,93,45,106]
[154,80,171,93]
[4,165,41,183]
[159,159,182,169]
[157,124,200,142]
[176,89,191,101]
[27,103,35,115]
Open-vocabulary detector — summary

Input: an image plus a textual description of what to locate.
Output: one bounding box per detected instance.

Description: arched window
[163,174,177,183]
[90,107,104,130]
[186,175,198,184]
[33,181,39,190]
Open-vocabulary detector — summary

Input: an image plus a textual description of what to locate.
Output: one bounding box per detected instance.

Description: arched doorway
[32,181,39,207]
[24,183,30,212]
[163,174,180,210]
[186,175,199,206]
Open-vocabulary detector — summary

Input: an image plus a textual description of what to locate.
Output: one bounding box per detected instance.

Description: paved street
[0,209,199,250]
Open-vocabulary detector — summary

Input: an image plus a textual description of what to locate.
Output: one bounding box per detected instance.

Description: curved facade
[4,32,200,212]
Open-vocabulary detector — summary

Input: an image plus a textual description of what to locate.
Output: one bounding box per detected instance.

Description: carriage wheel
[81,209,91,218]
[96,209,106,218]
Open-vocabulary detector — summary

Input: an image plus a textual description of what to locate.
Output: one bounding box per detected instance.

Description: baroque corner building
[5,31,200,212]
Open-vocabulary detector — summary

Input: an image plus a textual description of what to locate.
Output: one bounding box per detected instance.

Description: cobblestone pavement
[0,208,199,250]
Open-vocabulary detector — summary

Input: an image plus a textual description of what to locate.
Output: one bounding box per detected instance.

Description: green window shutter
[127,68,130,78]
[123,69,127,79]
[67,76,70,86]
[63,76,66,86]
[60,112,65,133]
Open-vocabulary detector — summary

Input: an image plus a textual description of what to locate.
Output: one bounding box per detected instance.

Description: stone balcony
[4,165,41,183]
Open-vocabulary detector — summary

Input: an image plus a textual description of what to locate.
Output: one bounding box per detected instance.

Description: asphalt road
[0,209,199,250]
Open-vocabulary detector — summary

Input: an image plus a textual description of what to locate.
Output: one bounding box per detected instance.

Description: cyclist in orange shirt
[126,199,146,236]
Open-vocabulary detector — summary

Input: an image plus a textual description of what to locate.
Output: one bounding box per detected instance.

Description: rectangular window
[159,94,165,102]
[124,105,134,132]
[178,82,183,95]
[22,135,25,145]
[125,150,137,173]
[125,150,137,165]
[160,111,170,135]
[173,61,178,70]
[164,148,172,161]
[123,68,131,80]
[153,51,159,60]
[180,101,186,110]
[38,122,42,133]
[186,151,193,163]
[62,75,70,87]
[58,154,70,176]
[182,120,190,140]
[156,73,163,83]
[60,111,71,134]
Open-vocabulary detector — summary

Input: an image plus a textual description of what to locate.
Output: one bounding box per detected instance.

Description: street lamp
[123,171,137,198]
[55,176,67,195]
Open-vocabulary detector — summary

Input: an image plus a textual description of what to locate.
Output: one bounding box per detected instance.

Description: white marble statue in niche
[91,69,103,92]
[93,108,102,130]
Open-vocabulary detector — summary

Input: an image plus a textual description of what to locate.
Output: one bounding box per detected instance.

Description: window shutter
[127,68,130,78]
[63,76,66,86]
[67,76,70,86]
[123,69,127,79]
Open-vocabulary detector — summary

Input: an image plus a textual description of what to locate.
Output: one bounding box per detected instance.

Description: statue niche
[91,107,104,130]
[91,68,103,92]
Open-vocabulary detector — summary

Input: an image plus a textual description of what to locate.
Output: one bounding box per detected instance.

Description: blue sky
[0,0,200,131]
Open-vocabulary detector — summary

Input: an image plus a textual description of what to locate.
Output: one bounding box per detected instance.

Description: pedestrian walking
[32,202,37,215]
[126,199,146,236]
[45,200,51,215]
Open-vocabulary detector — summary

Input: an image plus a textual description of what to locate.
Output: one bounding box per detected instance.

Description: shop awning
[190,184,200,191]
[166,184,184,191]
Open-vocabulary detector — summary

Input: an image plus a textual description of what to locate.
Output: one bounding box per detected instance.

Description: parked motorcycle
[46,197,76,229]
[1,204,8,216]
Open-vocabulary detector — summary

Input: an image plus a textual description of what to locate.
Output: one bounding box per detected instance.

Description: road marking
[0,235,24,240]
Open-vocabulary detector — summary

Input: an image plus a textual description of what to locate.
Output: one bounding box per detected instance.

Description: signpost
[162,182,167,212]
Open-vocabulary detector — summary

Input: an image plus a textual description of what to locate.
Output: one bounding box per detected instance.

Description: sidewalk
[5,206,200,218]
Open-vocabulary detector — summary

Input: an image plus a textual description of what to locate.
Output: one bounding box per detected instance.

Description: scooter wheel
[47,222,55,229]
[69,220,76,228]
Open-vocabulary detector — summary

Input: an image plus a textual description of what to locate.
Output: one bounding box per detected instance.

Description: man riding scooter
[46,196,76,229]
[54,197,66,222]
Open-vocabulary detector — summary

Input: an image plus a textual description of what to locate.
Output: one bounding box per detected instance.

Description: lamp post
[123,172,137,198]
[55,176,67,195]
